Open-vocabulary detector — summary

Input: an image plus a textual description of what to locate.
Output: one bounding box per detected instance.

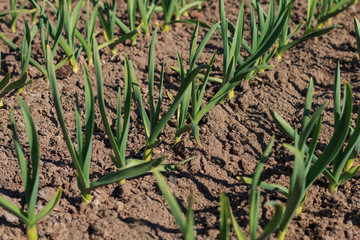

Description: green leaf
[192,64,272,124]
[82,64,95,179]
[195,51,217,114]
[88,157,166,191]
[0,73,28,99]
[332,106,360,179]
[237,176,289,196]
[334,63,341,126]
[228,197,246,240]
[219,192,230,240]
[300,78,314,132]
[339,164,360,185]
[306,82,353,189]
[278,143,306,235]
[149,66,206,144]
[9,108,28,200]
[148,27,158,128]
[249,136,275,239]
[190,121,202,147]
[190,22,220,70]
[306,0,317,29]
[270,109,296,139]
[305,117,322,171]
[0,73,10,90]
[126,156,195,172]
[0,196,30,225]
[93,39,126,168]
[184,192,195,240]
[98,30,139,50]
[155,63,165,124]
[278,25,339,55]
[0,9,37,18]
[258,201,284,240]
[46,45,87,190]
[17,97,41,220]
[153,170,187,236]
[298,103,326,149]
[119,63,132,165]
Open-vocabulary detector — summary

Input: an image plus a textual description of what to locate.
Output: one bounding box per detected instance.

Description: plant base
[26,225,38,240]
[81,193,92,204]
[110,48,117,57]
[173,135,182,146]
[70,59,78,73]
[143,148,152,161]
[163,25,170,32]
[88,58,93,67]
[227,88,234,99]
[329,182,338,194]
[277,230,286,240]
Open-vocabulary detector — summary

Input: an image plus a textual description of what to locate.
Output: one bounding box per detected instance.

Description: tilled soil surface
[0,1,359,239]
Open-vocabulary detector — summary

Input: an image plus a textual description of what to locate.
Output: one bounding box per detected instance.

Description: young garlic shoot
[154,137,284,240]
[137,0,158,35]
[0,97,62,240]
[275,0,340,59]
[170,0,291,146]
[47,44,166,203]
[0,21,33,108]
[269,66,360,193]
[241,69,359,238]
[170,22,219,146]
[130,27,203,161]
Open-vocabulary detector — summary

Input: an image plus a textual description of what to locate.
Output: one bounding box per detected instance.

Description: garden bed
[0,0,359,239]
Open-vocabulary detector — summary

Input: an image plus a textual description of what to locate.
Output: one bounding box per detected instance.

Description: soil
[0,0,359,239]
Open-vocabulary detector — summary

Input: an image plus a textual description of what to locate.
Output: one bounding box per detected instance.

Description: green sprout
[93,34,193,177]
[161,0,206,31]
[224,137,285,240]
[5,0,33,32]
[275,0,344,59]
[240,66,360,238]
[170,22,219,146]
[268,65,360,194]
[0,97,62,240]
[170,0,292,145]
[97,0,139,52]
[129,27,203,161]
[47,44,166,203]
[316,0,357,28]
[153,137,285,240]
[217,0,293,94]
[0,21,33,108]
[137,0,159,35]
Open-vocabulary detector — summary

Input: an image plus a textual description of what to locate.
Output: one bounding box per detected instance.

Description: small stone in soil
[169,175,177,186]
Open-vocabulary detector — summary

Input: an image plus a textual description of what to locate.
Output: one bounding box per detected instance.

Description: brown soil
[0,1,359,239]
